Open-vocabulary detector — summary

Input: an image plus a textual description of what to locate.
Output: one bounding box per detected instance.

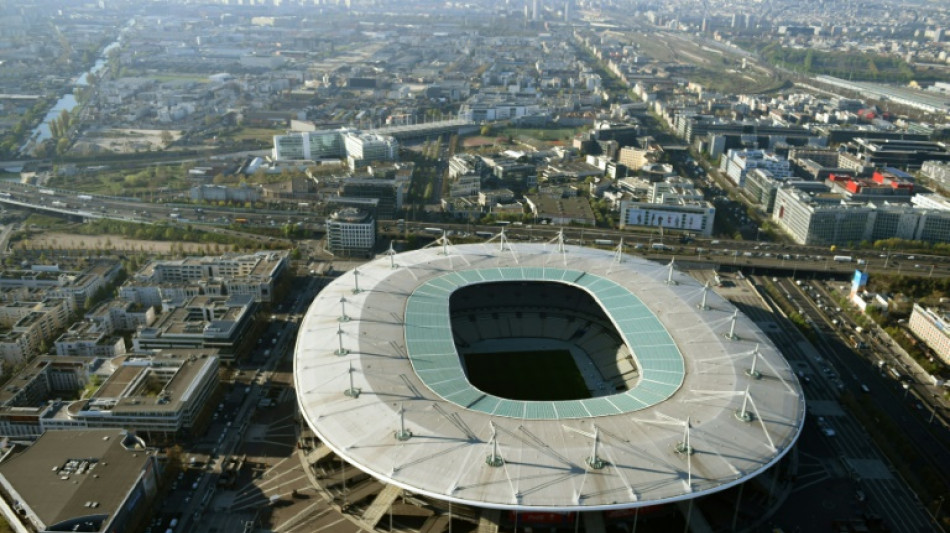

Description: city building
[0,298,71,364]
[617,146,655,171]
[844,138,950,170]
[189,183,261,204]
[340,178,406,220]
[325,208,376,257]
[540,161,604,184]
[524,194,595,225]
[342,131,399,168]
[448,173,481,198]
[908,304,950,366]
[825,170,915,203]
[272,129,346,161]
[132,294,257,358]
[0,430,158,533]
[720,149,792,187]
[0,261,122,309]
[771,186,950,245]
[744,169,826,213]
[619,199,716,236]
[459,95,544,122]
[921,160,950,190]
[272,128,398,167]
[54,320,126,358]
[0,353,219,439]
[911,193,950,211]
[122,251,287,305]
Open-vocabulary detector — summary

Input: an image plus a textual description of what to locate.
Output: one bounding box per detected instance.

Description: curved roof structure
[294,242,805,511]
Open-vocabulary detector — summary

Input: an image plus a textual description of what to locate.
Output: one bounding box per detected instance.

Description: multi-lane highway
[711,272,941,533]
[2,181,949,279]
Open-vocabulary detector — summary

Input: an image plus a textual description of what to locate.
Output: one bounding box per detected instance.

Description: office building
[743,168,823,213]
[908,304,950,366]
[771,186,950,245]
[619,200,716,236]
[0,353,219,439]
[343,131,399,168]
[123,251,287,305]
[132,294,257,359]
[845,138,950,170]
[341,178,405,220]
[922,160,950,190]
[272,129,398,167]
[0,430,159,533]
[272,129,346,161]
[325,208,376,257]
[720,149,791,187]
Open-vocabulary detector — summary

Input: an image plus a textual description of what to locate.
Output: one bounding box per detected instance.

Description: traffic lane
[762,279,942,531]
[791,279,950,483]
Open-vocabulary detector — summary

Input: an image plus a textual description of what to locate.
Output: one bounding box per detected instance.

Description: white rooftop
[294,242,805,511]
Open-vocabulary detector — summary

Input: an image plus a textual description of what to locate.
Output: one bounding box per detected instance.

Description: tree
[160,130,174,147]
[55,137,70,155]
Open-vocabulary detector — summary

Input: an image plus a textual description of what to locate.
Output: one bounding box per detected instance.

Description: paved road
[720,274,939,533]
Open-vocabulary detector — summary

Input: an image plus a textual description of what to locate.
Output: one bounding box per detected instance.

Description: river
[23,39,122,153]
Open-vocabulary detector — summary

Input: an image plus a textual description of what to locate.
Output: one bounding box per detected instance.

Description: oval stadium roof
[294,242,805,511]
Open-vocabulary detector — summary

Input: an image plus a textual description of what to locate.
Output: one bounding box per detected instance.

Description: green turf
[463,350,590,401]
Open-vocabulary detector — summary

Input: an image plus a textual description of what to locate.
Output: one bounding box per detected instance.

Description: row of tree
[758,43,920,83]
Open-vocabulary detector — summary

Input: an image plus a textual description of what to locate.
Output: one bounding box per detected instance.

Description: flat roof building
[123,251,287,305]
[908,304,950,366]
[619,199,716,236]
[0,429,158,533]
[0,352,219,439]
[720,149,791,188]
[272,128,398,168]
[326,208,376,258]
[772,185,950,245]
[132,294,256,360]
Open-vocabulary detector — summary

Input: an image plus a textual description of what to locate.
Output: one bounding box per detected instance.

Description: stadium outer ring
[294,242,806,512]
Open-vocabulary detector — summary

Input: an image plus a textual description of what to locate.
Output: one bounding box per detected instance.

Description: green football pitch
[463,350,590,401]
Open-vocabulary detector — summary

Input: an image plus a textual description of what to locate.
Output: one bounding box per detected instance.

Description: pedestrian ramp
[362,484,402,527]
[419,514,451,533]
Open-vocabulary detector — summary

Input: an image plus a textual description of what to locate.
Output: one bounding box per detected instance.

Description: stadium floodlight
[395,403,412,441]
[485,421,503,467]
[344,361,361,398]
[386,241,398,269]
[563,424,606,470]
[735,386,754,423]
[335,324,349,356]
[746,344,762,379]
[725,309,739,340]
[339,296,350,322]
[698,281,710,310]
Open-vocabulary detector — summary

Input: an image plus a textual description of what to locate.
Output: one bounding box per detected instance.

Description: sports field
[463,350,590,401]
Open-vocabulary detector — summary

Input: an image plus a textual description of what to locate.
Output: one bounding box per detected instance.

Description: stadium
[294,237,806,532]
